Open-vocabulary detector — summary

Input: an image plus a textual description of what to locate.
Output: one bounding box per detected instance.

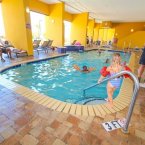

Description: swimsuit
[109,72,122,88]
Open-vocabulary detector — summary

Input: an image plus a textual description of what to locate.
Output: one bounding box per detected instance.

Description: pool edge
[0,52,135,117]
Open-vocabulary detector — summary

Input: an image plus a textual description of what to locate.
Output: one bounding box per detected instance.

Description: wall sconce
[115,33,118,36]
[26,7,30,13]
[51,19,55,23]
[131,29,134,32]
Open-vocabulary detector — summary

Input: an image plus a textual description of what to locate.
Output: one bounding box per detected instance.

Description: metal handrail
[83,70,140,133]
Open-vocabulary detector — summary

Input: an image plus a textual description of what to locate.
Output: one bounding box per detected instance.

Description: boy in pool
[73,64,96,73]
[98,53,131,107]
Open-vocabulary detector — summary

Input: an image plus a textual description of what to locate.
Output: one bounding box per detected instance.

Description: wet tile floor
[0,51,145,145]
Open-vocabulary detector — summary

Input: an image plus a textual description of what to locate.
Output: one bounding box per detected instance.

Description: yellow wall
[113,22,145,48]
[29,0,49,15]
[117,31,145,48]
[87,19,95,38]
[113,22,145,39]
[2,0,33,55]
[71,12,89,46]
[45,3,64,46]
[64,11,72,22]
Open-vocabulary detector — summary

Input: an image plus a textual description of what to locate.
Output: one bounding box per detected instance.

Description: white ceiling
[40,0,145,22]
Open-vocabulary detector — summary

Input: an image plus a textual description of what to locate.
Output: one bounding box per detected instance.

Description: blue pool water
[1,51,130,104]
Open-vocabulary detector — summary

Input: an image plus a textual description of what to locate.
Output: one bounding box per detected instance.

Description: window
[30,11,46,40]
[64,21,71,45]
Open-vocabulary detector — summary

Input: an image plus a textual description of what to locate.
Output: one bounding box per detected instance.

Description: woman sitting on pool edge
[73,64,96,73]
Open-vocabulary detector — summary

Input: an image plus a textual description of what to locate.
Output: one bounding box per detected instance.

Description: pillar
[45,3,64,46]
[1,0,33,55]
[87,19,95,40]
[71,12,89,46]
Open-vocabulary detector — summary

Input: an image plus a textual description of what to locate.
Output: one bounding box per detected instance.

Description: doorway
[30,11,46,40]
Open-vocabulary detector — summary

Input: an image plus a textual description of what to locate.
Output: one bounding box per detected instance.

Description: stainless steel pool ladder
[83,70,140,133]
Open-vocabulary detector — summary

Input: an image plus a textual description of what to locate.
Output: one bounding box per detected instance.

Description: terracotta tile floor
[0,85,145,145]
[0,51,145,145]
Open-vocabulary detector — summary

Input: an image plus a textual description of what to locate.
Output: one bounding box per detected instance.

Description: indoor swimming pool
[1,50,130,104]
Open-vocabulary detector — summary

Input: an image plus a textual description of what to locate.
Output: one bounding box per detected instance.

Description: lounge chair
[35,40,49,55]
[33,40,41,49]
[71,40,77,45]
[46,40,53,53]
[0,39,28,58]
[11,48,28,57]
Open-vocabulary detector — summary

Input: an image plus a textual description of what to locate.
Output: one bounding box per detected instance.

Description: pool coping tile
[0,52,135,117]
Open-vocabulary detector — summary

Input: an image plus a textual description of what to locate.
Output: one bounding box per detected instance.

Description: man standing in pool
[73,64,96,73]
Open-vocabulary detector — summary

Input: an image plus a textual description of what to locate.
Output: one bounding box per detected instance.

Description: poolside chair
[46,40,53,53]
[12,48,28,57]
[35,40,49,55]
[0,39,28,58]
[33,40,41,49]
[71,40,77,45]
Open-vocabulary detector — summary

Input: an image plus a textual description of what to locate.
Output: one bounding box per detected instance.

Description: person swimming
[82,65,89,72]
[73,64,96,73]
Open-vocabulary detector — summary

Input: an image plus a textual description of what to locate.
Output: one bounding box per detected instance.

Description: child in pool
[98,53,123,107]
[73,64,96,73]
